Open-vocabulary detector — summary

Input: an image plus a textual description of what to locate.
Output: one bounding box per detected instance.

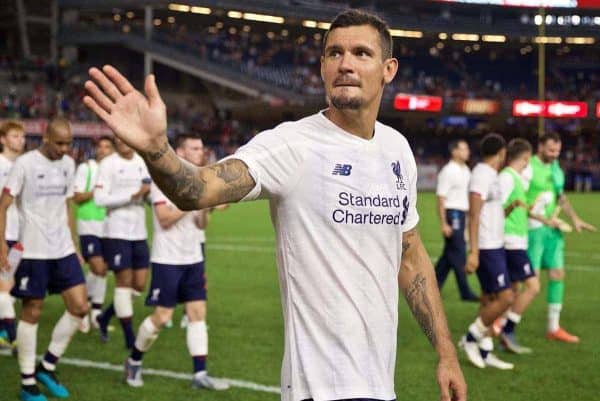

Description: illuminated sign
[456,99,500,115]
[513,100,588,118]
[394,94,443,112]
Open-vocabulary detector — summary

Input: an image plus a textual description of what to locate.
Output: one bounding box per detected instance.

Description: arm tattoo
[405,272,437,347]
[402,228,417,253]
[143,141,170,162]
[206,161,256,201]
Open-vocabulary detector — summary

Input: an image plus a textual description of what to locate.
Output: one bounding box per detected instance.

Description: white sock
[548,303,562,333]
[187,320,208,358]
[114,287,133,318]
[479,336,494,355]
[134,317,160,353]
[0,291,16,319]
[17,320,38,384]
[43,312,82,371]
[468,316,488,341]
[85,272,97,300]
[506,310,522,324]
[92,276,107,306]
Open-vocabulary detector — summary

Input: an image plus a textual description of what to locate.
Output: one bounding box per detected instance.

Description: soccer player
[523,133,596,343]
[84,9,467,401]
[124,134,229,391]
[0,117,89,401]
[435,139,478,301]
[72,136,114,331]
[93,137,151,349]
[459,133,514,370]
[0,120,26,352]
[496,139,539,353]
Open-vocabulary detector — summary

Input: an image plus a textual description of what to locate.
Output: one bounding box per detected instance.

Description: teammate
[460,133,514,370]
[0,120,26,352]
[93,137,151,349]
[72,136,114,331]
[496,139,539,353]
[435,139,478,301]
[0,117,89,401]
[124,134,228,391]
[84,9,466,401]
[523,133,596,343]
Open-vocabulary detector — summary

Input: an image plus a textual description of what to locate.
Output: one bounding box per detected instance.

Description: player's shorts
[102,239,149,272]
[80,235,104,261]
[476,248,511,294]
[528,226,564,270]
[11,253,85,299]
[505,249,536,283]
[6,240,16,248]
[145,262,207,307]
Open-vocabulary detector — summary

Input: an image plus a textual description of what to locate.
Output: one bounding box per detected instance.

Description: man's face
[44,126,73,160]
[1,128,25,154]
[515,151,532,171]
[178,138,204,166]
[539,139,561,163]
[96,139,114,161]
[453,141,470,162]
[320,25,397,111]
[115,137,134,158]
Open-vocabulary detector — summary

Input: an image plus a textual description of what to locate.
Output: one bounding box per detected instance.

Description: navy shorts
[6,240,17,248]
[506,249,536,283]
[476,248,511,294]
[80,235,104,261]
[11,254,85,299]
[145,262,207,308]
[102,239,149,272]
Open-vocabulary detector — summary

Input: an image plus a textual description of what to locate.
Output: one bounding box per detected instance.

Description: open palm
[84,65,167,153]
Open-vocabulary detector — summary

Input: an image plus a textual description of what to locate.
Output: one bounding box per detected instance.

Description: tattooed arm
[399,228,467,401]
[140,141,255,210]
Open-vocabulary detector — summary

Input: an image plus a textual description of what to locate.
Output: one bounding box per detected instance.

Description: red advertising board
[456,99,500,115]
[596,102,600,117]
[513,100,588,118]
[394,93,443,112]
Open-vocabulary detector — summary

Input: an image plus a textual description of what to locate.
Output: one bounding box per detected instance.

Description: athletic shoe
[79,314,90,333]
[180,315,189,329]
[124,358,144,387]
[483,353,514,370]
[20,385,48,401]
[90,310,101,330]
[0,329,9,348]
[191,372,230,391]
[500,332,532,354]
[546,327,580,343]
[164,319,173,329]
[458,336,485,369]
[95,314,109,343]
[36,365,70,398]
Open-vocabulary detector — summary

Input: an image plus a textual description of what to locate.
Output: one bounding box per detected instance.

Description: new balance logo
[88,243,95,254]
[114,254,122,266]
[332,164,352,176]
[151,288,160,301]
[20,277,29,291]
[524,263,531,275]
[497,274,506,287]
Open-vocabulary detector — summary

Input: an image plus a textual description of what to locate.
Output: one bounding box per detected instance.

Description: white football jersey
[228,111,419,401]
[150,183,203,265]
[4,150,76,259]
[436,160,470,211]
[469,162,504,249]
[0,154,20,241]
[73,159,104,237]
[94,152,150,241]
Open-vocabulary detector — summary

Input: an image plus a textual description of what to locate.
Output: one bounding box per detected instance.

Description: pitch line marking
[0,351,280,394]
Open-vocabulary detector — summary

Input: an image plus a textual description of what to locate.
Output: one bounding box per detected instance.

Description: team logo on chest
[332,164,352,176]
[391,161,406,190]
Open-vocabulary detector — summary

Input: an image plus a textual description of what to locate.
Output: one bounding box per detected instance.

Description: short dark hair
[539,132,561,145]
[506,138,532,162]
[448,139,467,154]
[174,133,202,150]
[96,135,114,146]
[480,133,506,158]
[323,9,393,59]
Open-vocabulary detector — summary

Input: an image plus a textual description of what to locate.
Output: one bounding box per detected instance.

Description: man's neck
[1,149,19,161]
[451,157,465,165]
[323,107,378,140]
[38,144,53,160]
[119,152,134,160]
[484,157,501,171]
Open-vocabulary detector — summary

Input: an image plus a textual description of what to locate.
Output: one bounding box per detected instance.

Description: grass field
[1,192,599,401]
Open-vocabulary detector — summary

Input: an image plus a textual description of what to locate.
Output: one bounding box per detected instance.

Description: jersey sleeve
[93,158,132,208]
[65,157,76,198]
[402,139,420,232]
[3,157,26,198]
[73,163,89,193]
[224,126,305,201]
[469,167,490,201]
[435,164,452,197]
[150,183,168,206]
[498,171,514,207]
[551,161,565,196]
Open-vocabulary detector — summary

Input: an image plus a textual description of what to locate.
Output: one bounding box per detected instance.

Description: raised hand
[84,65,167,154]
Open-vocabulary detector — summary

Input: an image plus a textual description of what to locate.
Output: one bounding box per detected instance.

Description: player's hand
[465,252,479,274]
[140,183,151,197]
[441,223,453,238]
[0,241,9,272]
[573,217,597,233]
[84,65,168,154]
[512,199,527,209]
[546,218,561,229]
[437,355,467,401]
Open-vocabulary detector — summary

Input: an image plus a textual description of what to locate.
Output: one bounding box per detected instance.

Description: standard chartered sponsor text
[333,191,405,225]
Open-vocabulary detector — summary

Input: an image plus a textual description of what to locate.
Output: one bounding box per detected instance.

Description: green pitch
[1,193,598,401]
